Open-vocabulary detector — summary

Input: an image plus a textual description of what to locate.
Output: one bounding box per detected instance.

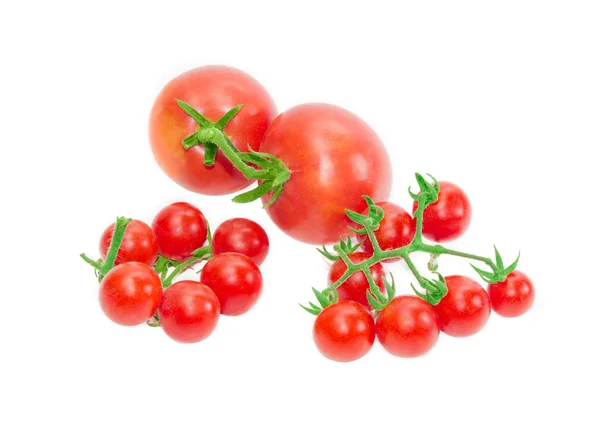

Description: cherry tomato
[99,219,158,267]
[359,202,415,262]
[488,271,535,317]
[313,301,375,362]
[200,253,262,316]
[260,103,392,245]
[328,252,385,308]
[212,218,269,266]
[158,281,220,343]
[149,65,277,195]
[99,262,162,326]
[152,202,207,261]
[434,275,490,337]
[413,181,471,242]
[376,296,440,358]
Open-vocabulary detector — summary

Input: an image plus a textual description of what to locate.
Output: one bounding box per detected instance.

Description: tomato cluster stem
[303,173,521,313]
[177,100,291,205]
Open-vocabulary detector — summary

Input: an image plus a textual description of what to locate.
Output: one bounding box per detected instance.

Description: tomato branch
[176,100,291,206]
[304,173,521,312]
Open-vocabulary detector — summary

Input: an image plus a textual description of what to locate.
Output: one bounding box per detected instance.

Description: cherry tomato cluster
[309,179,535,362]
[82,202,269,343]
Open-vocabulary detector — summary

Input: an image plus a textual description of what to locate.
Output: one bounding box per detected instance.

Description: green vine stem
[176,100,291,206]
[80,217,132,282]
[302,173,521,314]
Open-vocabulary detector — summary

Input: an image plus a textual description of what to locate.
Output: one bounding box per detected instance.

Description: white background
[1,1,599,434]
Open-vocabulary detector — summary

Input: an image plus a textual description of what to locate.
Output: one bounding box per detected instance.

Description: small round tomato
[99,219,158,267]
[434,275,490,337]
[328,252,385,309]
[260,103,392,245]
[152,202,208,261]
[413,181,471,242]
[376,296,440,358]
[359,202,415,262]
[158,281,220,343]
[488,271,535,317]
[200,253,262,316]
[99,262,162,326]
[149,65,277,195]
[212,218,269,266]
[313,301,375,362]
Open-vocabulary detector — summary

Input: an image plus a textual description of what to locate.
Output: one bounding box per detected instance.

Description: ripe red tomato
[328,252,385,308]
[149,65,277,195]
[152,202,207,261]
[434,275,490,337]
[259,103,392,245]
[212,218,269,266]
[200,253,263,316]
[158,281,220,343]
[99,262,162,326]
[488,271,535,317]
[99,219,158,267]
[313,301,375,362]
[413,181,471,242]
[376,296,440,358]
[359,202,415,261]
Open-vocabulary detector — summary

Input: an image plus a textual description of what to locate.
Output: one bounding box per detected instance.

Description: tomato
[413,181,471,242]
[376,296,440,358]
[149,65,277,195]
[488,271,535,317]
[152,202,207,261]
[259,103,392,245]
[328,252,385,308]
[212,218,269,266]
[200,253,262,316]
[313,301,375,362]
[99,262,162,326]
[434,275,490,337]
[158,281,220,343]
[359,202,415,261]
[99,219,158,267]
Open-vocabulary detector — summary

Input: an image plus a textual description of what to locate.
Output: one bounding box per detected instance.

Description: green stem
[161,246,213,288]
[422,244,496,269]
[100,217,131,275]
[198,129,263,180]
[402,254,426,286]
[307,173,517,311]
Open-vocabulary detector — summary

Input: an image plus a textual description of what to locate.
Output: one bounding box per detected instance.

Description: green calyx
[303,172,521,313]
[176,100,291,207]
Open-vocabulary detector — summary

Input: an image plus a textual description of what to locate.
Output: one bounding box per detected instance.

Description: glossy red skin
[212,218,269,266]
[313,301,375,362]
[99,219,158,267]
[434,275,491,337]
[376,296,440,358]
[260,103,392,245]
[152,202,208,261]
[158,281,220,343]
[200,253,263,316]
[488,271,535,317]
[359,202,416,262]
[149,65,277,195]
[328,252,386,308]
[99,262,162,326]
[413,181,472,242]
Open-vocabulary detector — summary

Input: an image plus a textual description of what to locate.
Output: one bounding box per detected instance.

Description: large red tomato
[149,65,277,195]
[259,104,392,245]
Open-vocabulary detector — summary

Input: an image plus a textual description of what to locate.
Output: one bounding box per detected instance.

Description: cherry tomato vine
[301,173,521,314]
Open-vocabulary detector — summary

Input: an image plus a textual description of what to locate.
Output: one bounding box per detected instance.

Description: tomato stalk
[301,173,521,314]
[80,217,132,281]
[177,100,291,206]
